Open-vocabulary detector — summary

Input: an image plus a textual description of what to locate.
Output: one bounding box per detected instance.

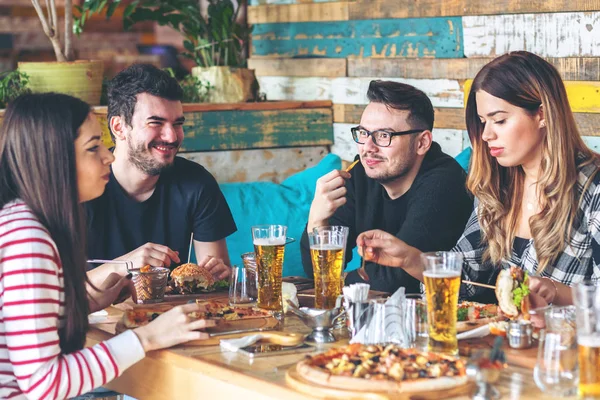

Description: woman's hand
[356,230,424,280]
[529,276,558,304]
[133,303,216,352]
[88,272,135,313]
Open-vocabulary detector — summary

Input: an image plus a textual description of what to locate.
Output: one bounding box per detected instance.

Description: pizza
[121,301,272,329]
[296,343,467,393]
[456,301,499,332]
[194,300,273,321]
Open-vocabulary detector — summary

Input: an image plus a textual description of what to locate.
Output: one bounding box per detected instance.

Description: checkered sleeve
[585,175,600,284]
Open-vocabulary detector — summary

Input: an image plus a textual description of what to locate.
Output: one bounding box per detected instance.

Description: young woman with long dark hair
[0,93,213,399]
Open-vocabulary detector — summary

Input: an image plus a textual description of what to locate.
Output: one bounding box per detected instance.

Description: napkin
[282,282,298,313]
[350,287,405,345]
[220,334,264,352]
[457,324,491,340]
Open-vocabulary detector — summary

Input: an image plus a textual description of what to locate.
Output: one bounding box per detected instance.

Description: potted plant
[17,0,105,105]
[79,0,257,103]
[0,70,31,109]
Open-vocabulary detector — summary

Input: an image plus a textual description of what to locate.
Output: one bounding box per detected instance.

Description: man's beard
[128,140,177,176]
[363,151,416,184]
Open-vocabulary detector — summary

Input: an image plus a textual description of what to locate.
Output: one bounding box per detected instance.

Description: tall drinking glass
[251,225,287,312]
[308,226,348,309]
[572,281,600,399]
[421,251,463,355]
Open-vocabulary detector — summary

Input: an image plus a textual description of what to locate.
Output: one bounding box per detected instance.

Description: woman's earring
[540,121,546,128]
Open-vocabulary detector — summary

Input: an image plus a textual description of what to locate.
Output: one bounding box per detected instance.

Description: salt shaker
[507,320,533,349]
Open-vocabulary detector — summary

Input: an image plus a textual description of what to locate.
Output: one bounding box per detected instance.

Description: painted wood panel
[251,18,464,59]
[464,80,600,113]
[181,146,330,183]
[248,58,347,77]
[583,136,600,152]
[333,104,467,129]
[463,12,600,57]
[248,2,349,24]
[346,0,600,19]
[332,123,466,161]
[575,113,600,136]
[182,108,333,151]
[258,77,464,108]
[348,57,600,81]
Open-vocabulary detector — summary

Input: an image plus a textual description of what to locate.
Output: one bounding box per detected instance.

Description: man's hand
[197,255,230,280]
[88,272,135,313]
[307,169,351,231]
[118,242,180,269]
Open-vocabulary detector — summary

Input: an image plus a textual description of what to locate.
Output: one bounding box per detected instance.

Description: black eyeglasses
[350,127,426,147]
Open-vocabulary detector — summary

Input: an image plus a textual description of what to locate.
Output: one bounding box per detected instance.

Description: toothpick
[187,232,194,264]
[462,280,496,290]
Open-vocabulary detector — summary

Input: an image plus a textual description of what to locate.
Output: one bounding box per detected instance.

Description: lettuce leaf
[213,279,229,289]
[512,272,530,309]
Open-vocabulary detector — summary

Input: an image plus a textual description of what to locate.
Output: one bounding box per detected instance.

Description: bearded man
[300,80,473,293]
[85,64,236,286]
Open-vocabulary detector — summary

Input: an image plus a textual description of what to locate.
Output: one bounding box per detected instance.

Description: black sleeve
[192,170,237,242]
[301,175,357,279]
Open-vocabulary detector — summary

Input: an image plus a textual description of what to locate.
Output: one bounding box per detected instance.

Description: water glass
[533,306,579,397]
[572,281,600,399]
[229,264,257,305]
[421,251,462,355]
[403,294,429,351]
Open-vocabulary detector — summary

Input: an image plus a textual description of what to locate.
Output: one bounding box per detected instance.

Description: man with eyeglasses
[300,80,473,294]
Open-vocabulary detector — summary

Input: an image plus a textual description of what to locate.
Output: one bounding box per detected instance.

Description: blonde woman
[356,51,600,306]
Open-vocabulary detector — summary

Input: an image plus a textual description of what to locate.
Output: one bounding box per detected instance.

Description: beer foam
[253,238,286,246]
[309,244,343,251]
[578,334,600,347]
[422,270,461,278]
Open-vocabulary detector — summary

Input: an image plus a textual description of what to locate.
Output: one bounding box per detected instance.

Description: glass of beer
[251,225,287,312]
[421,251,462,355]
[308,226,348,309]
[572,281,600,399]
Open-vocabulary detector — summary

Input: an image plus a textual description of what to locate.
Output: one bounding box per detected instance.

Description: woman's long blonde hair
[465,51,599,273]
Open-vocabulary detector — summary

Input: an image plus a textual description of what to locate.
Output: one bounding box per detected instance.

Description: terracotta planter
[192,66,258,103]
[18,60,104,105]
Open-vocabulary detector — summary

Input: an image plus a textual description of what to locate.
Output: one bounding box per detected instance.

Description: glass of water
[533,306,579,397]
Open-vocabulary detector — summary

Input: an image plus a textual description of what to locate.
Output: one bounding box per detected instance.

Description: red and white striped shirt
[0,200,145,399]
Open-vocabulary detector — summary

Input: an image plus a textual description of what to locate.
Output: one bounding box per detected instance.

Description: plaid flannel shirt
[456,159,600,300]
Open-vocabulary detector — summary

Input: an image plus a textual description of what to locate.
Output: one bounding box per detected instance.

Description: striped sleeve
[1,216,144,399]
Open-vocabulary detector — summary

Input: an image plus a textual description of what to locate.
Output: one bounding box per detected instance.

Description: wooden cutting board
[285,367,474,400]
[459,335,538,369]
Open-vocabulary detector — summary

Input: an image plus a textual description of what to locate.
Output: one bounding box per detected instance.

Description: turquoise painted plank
[252,18,464,59]
[180,109,334,151]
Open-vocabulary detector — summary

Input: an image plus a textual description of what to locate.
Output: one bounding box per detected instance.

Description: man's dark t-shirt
[85,157,237,268]
[301,142,473,294]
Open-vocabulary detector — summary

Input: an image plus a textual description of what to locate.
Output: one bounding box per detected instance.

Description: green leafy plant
[0,71,31,109]
[164,68,212,103]
[75,0,252,68]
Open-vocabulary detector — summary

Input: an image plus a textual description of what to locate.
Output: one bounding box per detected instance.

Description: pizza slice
[194,300,273,320]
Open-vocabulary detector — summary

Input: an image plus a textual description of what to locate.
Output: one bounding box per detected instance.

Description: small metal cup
[507,320,533,349]
[131,267,169,304]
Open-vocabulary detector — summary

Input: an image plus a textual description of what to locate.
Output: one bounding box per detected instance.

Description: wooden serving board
[285,367,474,400]
[114,301,282,346]
[459,335,538,369]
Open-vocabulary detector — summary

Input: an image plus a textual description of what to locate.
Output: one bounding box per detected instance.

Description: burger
[170,263,215,294]
[495,266,531,319]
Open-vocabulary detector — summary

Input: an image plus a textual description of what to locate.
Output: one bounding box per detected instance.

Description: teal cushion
[455,147,472,172]
[220,154,342,277]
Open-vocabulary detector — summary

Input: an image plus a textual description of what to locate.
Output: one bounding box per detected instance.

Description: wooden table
[87,303,574,400]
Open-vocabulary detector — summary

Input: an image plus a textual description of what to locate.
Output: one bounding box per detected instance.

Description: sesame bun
[171,263,215,294]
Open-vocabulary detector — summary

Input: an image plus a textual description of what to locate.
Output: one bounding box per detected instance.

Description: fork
[357,246,370,282]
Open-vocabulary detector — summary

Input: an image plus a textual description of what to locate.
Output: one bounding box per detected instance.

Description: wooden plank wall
[247,0,600,161]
